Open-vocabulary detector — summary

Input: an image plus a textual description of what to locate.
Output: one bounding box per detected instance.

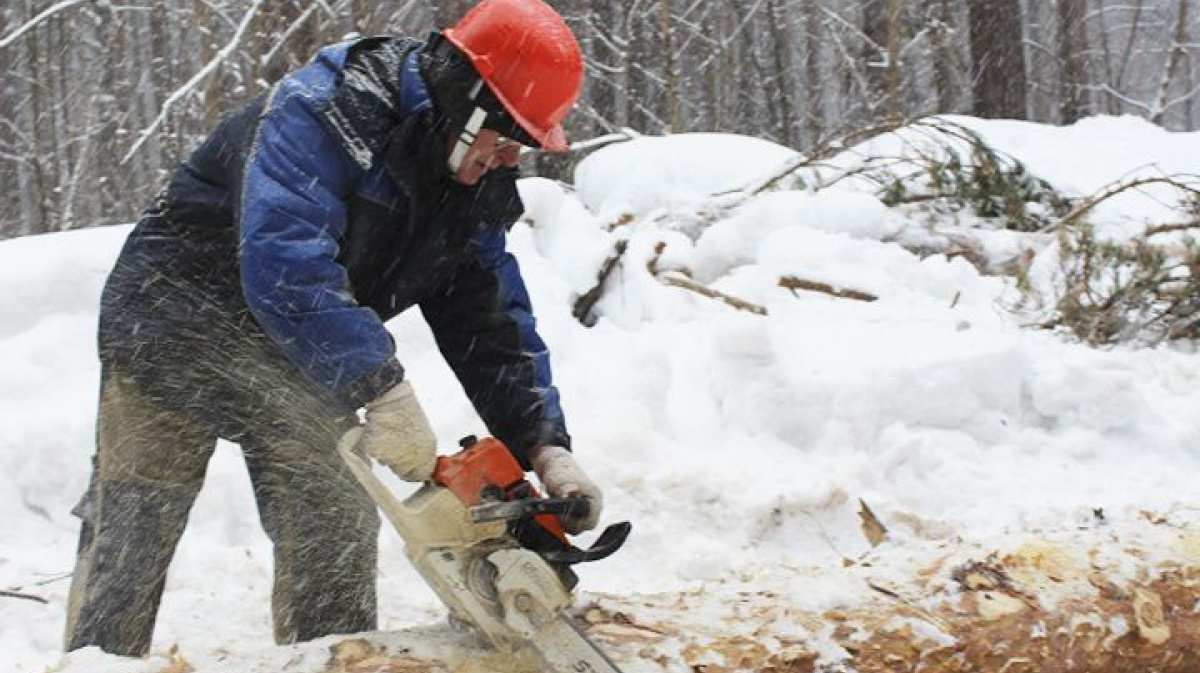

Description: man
[65,0,603,657]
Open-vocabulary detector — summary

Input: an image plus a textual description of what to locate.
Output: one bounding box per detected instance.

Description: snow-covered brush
[1034,216,1200,347]
[1005,172,1200,346]
[793,117,1071,233]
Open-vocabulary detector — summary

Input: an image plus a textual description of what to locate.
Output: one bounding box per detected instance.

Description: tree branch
[0,0,96,51]
[779,275,878,302]
[260,3,321,73]
[1040,175,1200,233]
[1144,221,1200,237]
[0,589,48,604]
[121,0,267,164]
[658,272,769,315]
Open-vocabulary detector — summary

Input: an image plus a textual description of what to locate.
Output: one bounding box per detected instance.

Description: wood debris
[779,275,878,302]
[857,499,889,548]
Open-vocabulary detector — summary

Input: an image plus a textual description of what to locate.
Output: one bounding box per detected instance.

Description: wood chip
[858,499,889,548]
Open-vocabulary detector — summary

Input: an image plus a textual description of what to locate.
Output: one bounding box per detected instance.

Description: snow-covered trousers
[64,369,380,655]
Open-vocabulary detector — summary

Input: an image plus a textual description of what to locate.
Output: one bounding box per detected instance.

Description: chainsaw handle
[468,496,591,524]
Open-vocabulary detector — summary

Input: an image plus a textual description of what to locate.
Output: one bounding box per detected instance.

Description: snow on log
[304,519,1200,673]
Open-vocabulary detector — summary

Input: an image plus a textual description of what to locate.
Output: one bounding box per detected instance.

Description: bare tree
[802,0,826,146]
[927,0,964,114]
[967,0,1027,119]
[1058,0,1090,123]
[1150,0,1192,124]
[861,0,891,122]
[4,0,1200,240]
[766,0,798,145]
[430,0,474,28]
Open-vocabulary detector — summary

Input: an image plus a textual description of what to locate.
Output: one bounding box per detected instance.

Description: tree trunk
[0,3,16,236]
[22,0,50,235]
[861,0,889,123]
[660,0,681,132]
[967,0,1027,119]
[1058,0,1089,124]
[767,0,797,146]
[1091,0,1119,115]
[885,0,902,124]
[929,0,960,114]
[431,1,474,28]
[1150,0,1191,125]
[1115,0,1145,94]
[802,0,825,147]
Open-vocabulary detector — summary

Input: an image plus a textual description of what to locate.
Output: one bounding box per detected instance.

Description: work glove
[355,380,438,481]
[529,445,603,534]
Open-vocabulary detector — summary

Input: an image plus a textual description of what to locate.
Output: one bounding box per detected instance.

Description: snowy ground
[2,115,1198,673]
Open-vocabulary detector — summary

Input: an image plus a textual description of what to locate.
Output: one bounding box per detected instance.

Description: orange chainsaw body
[432,436,569,543]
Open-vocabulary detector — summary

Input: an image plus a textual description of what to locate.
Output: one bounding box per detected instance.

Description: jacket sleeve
[420,224,570,469]
[238,72,405,408]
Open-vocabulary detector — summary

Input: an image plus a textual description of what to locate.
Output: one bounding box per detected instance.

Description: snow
[2,115,1199,672]
[573,132,799,220]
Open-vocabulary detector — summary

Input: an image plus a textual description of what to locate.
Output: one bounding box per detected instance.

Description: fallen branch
[658,272,768,316]
[1040,175,1200,233]
[718,119,909,206]
[1144,221,1200,238]
[572,240,629,325]
[1,588,48,604]
[779,275,878,302]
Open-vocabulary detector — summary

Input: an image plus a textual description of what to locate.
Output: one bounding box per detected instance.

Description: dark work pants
[64,370,380,656]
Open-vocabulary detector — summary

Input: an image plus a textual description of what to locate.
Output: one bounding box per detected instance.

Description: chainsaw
[339,434,632,672]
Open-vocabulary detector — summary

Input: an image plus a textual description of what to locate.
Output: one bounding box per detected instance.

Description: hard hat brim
[538,123,569,152]
[443,29,573,153]
[470,65,572,151]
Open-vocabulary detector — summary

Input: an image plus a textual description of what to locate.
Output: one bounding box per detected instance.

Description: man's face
[453,129,523,185]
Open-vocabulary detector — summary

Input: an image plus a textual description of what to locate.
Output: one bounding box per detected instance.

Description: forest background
[1,0,1196,239]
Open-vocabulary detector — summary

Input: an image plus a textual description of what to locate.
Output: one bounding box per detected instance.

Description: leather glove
[530,445,603,534]
[355,380,438,481]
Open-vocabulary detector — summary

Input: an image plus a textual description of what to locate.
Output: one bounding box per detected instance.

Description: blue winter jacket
[98,38,569,463]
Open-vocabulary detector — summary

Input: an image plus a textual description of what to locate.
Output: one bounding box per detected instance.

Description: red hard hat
[444,0,583,151]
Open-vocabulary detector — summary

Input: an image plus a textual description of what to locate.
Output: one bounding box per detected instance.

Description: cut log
[310,521,1200,673]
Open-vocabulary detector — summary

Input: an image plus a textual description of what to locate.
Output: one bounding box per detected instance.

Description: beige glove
[530,445,603,534]
[356,380,438,481]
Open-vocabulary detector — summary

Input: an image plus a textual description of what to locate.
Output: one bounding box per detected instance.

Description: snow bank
[3,117,1199,673]
[573,132,799,220]
[810,114,1200,235]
